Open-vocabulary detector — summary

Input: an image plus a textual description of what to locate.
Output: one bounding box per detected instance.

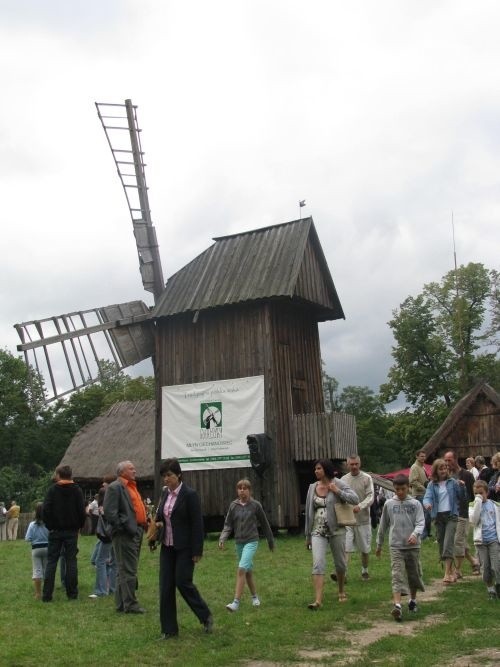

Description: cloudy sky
[1,0,499,402]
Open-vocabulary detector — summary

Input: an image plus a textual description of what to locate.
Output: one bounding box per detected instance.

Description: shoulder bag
[96,514,113,543]
[334,501,357,527]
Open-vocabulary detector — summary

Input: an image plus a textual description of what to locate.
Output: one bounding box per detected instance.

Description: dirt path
[243,575,499,667]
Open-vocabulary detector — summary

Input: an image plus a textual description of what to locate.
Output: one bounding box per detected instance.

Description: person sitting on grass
[376,474,425,622]
[469,479,500,600]
[219,479,274,612]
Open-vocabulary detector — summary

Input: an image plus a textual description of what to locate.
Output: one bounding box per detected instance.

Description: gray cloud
[1,1,499,401]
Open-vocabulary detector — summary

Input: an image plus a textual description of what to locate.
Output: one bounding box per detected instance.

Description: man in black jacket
[42,465,87,601]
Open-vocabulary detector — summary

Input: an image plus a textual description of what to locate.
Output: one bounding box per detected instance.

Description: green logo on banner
[200,402,222,429]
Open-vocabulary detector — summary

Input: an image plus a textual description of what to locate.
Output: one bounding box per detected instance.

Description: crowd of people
[3,448,498,637]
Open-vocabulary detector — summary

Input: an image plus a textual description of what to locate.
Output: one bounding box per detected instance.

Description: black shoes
[125,607,146,614]
[158,633,178,640]
[203,614,214,633]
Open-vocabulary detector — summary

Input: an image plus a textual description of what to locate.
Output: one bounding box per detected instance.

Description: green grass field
[0,533,498,666]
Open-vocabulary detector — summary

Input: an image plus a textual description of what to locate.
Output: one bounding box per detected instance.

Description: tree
[336,385,404,472]
[102,375,155,410]
[386,403,450,466]
[322,369,339,412]
[0,465,53,511]
[337,385,385,419]
[481,268,499,353]
[0,349,156,500]
[0,349,45,467]
[381,263,498,409]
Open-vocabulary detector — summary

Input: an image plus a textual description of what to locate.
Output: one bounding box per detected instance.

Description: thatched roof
[422,381,500,459]
[153,217,344,322]
[59,400,155,482]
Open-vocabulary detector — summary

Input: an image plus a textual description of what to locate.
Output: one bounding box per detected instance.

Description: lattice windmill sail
[14,100,162,402]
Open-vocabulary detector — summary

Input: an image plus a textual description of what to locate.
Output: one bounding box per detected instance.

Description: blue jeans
[43,530,79,600]
[93,541,116,596]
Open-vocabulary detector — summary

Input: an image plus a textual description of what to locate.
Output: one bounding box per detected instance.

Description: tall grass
[0,533,497,666]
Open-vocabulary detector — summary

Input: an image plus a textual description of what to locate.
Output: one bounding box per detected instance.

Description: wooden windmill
[14,100,353,528]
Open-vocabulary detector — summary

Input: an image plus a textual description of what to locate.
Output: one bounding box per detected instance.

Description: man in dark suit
[103,460,148,614]
[153,458,213,639]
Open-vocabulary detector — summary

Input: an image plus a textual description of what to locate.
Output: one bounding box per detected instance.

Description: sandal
[338,593,348,603]
[307,602,321,610]
[472,563,481,575]
[442,576,454,585]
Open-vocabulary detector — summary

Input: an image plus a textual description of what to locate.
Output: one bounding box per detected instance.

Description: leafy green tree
[0,350,155,498]
[335,385,405,472]
[0,464,53,511]
[382,263,497,409]
[322,369,339,412]
[337,385,385,419]
[386,403,450,466]
[0,349,45,467]
[481,268,499,352]
[102,375,155,409]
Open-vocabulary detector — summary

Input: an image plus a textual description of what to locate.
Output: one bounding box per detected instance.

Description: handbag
[146,520,164,551]
[334,502,357,527]
[96,514,113,543]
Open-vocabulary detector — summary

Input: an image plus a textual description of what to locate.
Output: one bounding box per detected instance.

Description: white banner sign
[161,375,265,471]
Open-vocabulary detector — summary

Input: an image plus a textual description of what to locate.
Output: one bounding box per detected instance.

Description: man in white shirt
[341,455,375,580]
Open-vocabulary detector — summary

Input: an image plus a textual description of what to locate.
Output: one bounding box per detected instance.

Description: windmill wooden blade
[14,300,153,403]
[95,99,165,302]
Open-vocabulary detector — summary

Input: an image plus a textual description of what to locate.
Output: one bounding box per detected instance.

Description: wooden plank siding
[292,412,358,461]
[428,395,500,460]
[423,382,500,461]
[151,218,348,528]
[156,300,331,527]
[295,236,336,314]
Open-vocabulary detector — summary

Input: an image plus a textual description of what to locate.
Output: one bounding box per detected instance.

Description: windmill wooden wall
[152,218,354,529]
[156,299,329,528]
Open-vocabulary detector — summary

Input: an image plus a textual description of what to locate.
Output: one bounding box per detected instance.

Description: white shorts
[345,523,372,554]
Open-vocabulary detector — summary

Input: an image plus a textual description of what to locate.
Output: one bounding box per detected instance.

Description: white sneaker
[226,600,240,612]
[88,594,98,599]
[252,596,261,607]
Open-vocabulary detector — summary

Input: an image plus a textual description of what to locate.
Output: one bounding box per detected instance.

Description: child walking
[25,502,49,599]
[219,479,274,611]
[376,474,425,621]
[470,479,500,600]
